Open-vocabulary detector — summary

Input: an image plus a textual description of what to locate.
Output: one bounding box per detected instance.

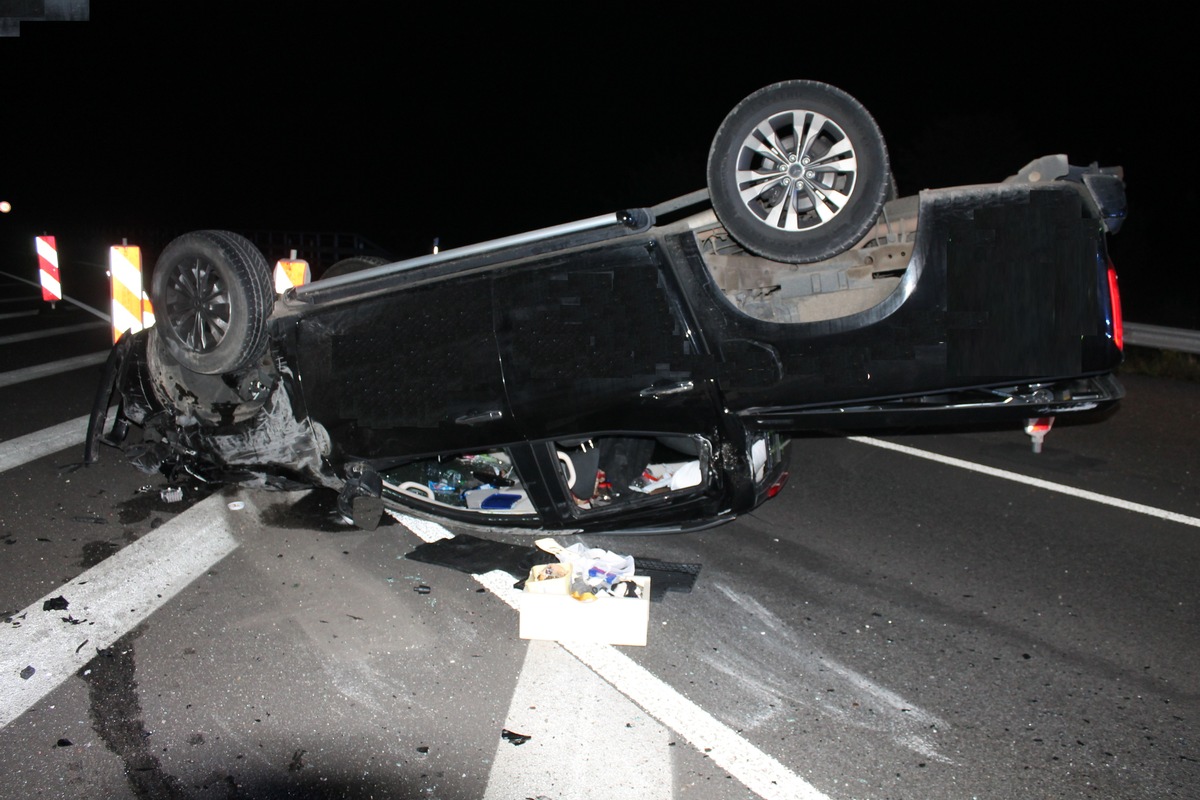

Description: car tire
[150,230,273,375]
[707,80,890,264]
[322,255,388,279]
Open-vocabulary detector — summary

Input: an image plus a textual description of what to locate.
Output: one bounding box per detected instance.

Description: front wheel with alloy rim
[150,230,274,375]
[707,80,890,264]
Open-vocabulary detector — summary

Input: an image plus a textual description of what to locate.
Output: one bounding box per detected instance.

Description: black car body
[87,84,1127,534]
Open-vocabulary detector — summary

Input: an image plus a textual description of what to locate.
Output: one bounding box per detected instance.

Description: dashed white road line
[391,511,833,800]
[0,493,239,728]
[0,350,109,389]
[0,321,108,346]
[850,435,1200,529]
[0,412,93,474]
[483,638,676,800]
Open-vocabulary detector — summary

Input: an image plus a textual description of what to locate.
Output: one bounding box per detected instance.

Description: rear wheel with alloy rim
[707,80,890,264]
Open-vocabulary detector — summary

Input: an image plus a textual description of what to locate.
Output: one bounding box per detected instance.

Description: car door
[292,271,519,459]
[493,240,721,441]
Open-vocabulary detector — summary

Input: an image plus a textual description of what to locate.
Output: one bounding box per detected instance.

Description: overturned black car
[86,81,1127,533]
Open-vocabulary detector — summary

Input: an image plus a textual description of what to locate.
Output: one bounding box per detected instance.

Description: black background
[2,2,1193,327]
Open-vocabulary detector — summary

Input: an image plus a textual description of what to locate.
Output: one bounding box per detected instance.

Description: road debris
[42,596,69,612]
[501,729,532,746]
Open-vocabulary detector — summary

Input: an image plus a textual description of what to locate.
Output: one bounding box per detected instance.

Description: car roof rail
[291,206,658,302]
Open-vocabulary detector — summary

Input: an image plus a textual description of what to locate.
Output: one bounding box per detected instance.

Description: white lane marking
[850,435,1200,529]
[0,413,93,474]
[483,638,675,800]
[0,310,38,320]
[0,270,111,323]
[0,351,109,389]
[0,321,108,345]
[0,493,240,728]
[389,511,831,800]
[560,639,829,800]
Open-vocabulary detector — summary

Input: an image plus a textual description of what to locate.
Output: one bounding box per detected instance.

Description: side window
[552,434,711,515]
[381,449,536,517]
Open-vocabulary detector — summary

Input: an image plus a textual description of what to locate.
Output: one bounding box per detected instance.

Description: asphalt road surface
[1,279,1197,800]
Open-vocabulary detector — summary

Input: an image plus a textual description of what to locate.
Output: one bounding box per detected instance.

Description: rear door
[493,240,721,441]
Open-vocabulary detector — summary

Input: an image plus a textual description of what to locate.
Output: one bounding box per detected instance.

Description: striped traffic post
[35,235,61,306]
[273,250,310,293]
[109,244,144,343]
[141,291,155,329]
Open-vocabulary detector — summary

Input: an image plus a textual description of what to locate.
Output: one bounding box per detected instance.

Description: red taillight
[767,471,789,498]
[1107,262,1123,351]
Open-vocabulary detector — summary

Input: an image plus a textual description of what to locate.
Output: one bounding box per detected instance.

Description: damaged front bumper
[86,329,340,492]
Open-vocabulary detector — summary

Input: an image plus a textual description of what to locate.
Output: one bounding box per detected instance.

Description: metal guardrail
[1124,322,1200,355]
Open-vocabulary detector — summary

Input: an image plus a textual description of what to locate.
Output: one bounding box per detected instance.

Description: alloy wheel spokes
[734,109,858,232]
[165,257,230,353]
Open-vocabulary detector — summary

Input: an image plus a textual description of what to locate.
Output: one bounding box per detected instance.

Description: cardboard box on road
[518,576,650,647]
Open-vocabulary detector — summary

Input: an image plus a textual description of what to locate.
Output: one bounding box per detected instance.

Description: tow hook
[1024,416,1055,453]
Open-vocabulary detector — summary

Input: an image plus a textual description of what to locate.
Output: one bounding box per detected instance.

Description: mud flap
[83,334,134,464]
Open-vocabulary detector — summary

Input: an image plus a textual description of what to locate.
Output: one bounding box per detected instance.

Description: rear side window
[381,448,537,518]
[551,434,711,516]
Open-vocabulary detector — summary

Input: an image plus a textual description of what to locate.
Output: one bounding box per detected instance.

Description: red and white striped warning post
[109,244,145,343]
[35,235,61,305]
[273,250,310,293]
[141,290,155,329]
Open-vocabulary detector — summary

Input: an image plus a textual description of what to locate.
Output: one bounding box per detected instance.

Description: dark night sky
[2,2,1195,327]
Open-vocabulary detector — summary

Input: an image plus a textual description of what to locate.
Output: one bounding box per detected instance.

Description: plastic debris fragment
[501,729,531,746]
[42,596,69,611]
[414,585,431,594]
[160,486,183,503]
[19,666,35,680]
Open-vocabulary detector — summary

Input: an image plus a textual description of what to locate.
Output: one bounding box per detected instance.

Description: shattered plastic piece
[414,585,431,594]
[160,486,183,503]
[56,738,73,747]
[42,596,69,612]
[501,729,531,746]
[19,666,35,680]
[227,501,245,511]
[416,745,430,754]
